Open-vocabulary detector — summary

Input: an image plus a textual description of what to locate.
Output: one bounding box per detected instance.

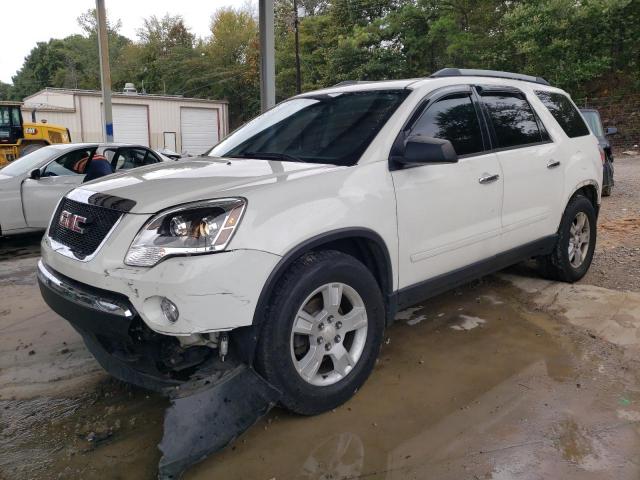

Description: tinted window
[580,110,604,137]
[411,94,484,156]
[42,148,94,176]
[0,106,22,127]
[0,108,10,127]
[209,90,409,166]
[11,108,21,126]
[482,92,542,148]
[536,91,589,138]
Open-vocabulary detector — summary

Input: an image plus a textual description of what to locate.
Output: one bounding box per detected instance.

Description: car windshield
[581,110,604,137]
[208,90,409,166]
[0,146,55,176]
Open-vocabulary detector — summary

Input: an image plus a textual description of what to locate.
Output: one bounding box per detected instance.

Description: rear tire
[255,250,385,415]
[538,194,596,282]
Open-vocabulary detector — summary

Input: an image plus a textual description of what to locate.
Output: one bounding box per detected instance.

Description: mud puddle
[2,278,639,479]
[0,379,167,479]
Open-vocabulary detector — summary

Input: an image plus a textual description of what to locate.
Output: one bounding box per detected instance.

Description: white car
[38,69,602,415]
[0,143,171,236]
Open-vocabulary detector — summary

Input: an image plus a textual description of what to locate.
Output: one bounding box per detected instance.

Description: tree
[0,81,14,101]
[5,0,639,122]
[187,7,261,126]
[10,9,130,99]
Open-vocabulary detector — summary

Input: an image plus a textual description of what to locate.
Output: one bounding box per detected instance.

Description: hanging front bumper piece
[37,259,281,479]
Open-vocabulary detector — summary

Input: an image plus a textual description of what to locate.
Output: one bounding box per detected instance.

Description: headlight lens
[124,198,246,267]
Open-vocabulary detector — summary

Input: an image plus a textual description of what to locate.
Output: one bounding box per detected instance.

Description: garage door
[181,108,219,155]
[112,104,149,146]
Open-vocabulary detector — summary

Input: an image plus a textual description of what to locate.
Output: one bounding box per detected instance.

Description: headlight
[124,198,246,267]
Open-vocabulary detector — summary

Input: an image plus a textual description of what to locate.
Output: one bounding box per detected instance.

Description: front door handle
[478,173,500,184]
[547,159,561,169]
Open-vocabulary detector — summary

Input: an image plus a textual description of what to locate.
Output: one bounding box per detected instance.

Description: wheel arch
[231,228,395,365]
[566,180,600,219]
[254,228,394,325]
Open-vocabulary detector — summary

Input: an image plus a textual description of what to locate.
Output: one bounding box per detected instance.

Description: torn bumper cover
[37,260,281,478]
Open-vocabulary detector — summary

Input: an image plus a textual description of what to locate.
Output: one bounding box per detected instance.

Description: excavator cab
[0,103,23,148]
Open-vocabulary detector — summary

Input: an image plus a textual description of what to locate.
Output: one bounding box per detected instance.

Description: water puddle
[2,277,639,479]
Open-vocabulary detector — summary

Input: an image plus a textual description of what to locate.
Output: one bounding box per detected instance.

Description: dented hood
[79,157,342,213]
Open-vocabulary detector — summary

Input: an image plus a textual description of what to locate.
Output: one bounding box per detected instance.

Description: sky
[0,0,251,83]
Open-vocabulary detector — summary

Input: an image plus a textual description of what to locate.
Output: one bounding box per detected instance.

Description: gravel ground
[581,154,640,291]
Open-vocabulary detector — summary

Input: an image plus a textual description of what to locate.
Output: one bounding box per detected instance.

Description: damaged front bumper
[37,259,282,478]
[38,259,199,390]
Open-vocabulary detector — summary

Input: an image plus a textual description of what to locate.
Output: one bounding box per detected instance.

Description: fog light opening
[161,297,180,324]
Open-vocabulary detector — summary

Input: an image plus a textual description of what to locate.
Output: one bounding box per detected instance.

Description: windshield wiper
[228,151,304,163]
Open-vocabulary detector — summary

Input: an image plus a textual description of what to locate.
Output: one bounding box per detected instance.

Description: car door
[476,86,564,252]
[391,86,503,289]
[21,147,95,228]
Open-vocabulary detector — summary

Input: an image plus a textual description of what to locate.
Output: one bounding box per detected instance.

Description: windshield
[0,146,55,176]
[209,90,409,166]
[581,110,604,137]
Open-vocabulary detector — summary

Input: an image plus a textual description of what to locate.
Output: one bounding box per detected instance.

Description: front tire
[539,194,597,282]
[255,250,385,415]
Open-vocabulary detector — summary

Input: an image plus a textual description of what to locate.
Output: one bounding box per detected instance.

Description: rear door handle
[478,173,500,184]
[547,159,561,169]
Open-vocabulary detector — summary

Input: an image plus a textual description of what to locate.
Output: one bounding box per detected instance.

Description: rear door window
[410,93,485,156]
[535,91,589,138]
[481,92,543,149]
[114,148,157,170]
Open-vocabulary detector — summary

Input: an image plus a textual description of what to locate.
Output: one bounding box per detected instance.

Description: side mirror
[30,169,41,180]
[605,127,618,136]
[399,135,458,166]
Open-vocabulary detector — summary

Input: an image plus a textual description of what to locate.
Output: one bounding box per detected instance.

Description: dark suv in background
[580,108,617,196]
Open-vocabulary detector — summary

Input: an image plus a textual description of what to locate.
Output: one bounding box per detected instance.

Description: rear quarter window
[535,91,590,138]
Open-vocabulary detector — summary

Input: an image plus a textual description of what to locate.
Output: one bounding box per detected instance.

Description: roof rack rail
[430,68,550,86]
[333,80,375,87]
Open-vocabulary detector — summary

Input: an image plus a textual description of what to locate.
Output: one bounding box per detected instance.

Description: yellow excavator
[0,101,71,166]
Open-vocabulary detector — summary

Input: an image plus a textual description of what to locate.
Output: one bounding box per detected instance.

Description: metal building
[21,88,229,155]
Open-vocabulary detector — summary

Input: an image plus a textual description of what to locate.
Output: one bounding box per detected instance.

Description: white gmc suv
[38,69,602,415]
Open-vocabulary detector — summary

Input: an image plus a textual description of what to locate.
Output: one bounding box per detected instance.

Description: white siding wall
[22,90,228,152]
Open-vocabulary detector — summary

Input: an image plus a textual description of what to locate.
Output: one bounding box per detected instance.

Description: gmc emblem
[59,210,87,234]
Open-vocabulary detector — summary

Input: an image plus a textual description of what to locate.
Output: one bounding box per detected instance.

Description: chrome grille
[49,197,122,260]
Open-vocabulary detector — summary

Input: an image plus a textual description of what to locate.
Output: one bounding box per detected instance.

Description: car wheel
[255,250,385,415]
[19,143,45,157]
[539,194,597,282]
[602,185,613,197]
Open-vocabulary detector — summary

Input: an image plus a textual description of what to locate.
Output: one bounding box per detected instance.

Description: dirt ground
[1,156,640,480]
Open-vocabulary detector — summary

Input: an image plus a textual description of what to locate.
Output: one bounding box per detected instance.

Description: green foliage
[0,81,13,101]
[6,1,639,127]
[10,9,130,100]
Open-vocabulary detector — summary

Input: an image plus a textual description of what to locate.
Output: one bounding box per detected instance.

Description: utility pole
[293,0,302,94]
[259,0,276,111]
[96,0,114,142]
